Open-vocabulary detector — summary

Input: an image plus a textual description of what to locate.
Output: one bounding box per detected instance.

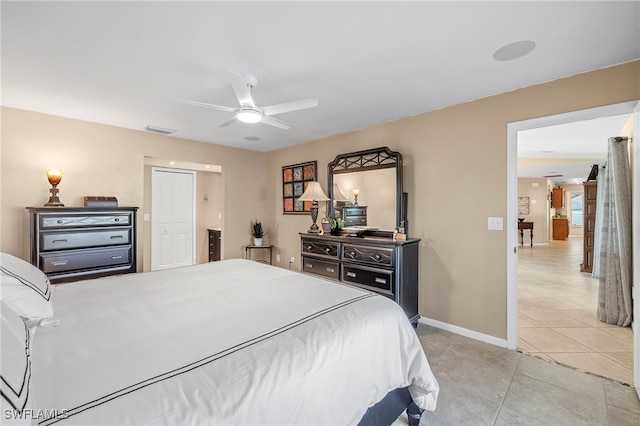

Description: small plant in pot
[320,211,335,234]
[250,220,267,246]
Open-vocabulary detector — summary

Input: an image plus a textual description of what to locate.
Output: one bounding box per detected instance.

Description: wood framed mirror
[328,146,406,234]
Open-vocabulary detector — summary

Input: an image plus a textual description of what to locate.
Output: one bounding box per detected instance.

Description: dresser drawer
[302,257,340,280]
[40,229,131,251]
[343,215,367,226]
[40,214,131,229]
[343,207,367,217]
[342,264,394,297]
[40,246,132,273]
[342,244,393,267]
[301,239,340,259]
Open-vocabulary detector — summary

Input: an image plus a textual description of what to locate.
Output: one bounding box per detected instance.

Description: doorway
[507,100,639,394]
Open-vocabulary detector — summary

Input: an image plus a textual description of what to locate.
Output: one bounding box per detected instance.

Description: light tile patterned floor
[394,324,640,425]
[517,236,634,385]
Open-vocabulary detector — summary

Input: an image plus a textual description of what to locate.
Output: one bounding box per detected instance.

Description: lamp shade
[332,184,350,201]
[298,182,330,201]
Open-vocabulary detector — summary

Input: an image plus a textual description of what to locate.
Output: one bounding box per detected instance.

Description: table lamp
[298,182,330,233]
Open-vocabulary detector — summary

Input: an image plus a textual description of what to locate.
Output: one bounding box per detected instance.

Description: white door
[151,168,195,271]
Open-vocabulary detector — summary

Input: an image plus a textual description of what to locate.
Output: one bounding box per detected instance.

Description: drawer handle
[375,277,387,284]
[305,263,313,268]
[51,260,68,266]
[325,248,330,253]
[110,235,124,239]
[114,218,120,222]
[326,267,334,273]
[52,239,68,244]
[350,251,355,257]
[375,254,381,260]
[346,271,356,278]
[57,219,63,224]
[111,255,123,259]
[307,245,312,251]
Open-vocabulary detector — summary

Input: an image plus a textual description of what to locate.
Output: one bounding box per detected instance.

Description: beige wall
[0,107,266,266]
[517,178,550,244]
[266,61,640,340]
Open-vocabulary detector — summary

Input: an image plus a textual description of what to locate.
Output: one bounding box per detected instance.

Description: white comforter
[32,259,438,425]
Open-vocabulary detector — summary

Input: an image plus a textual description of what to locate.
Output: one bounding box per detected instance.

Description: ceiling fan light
[236,109,262,124]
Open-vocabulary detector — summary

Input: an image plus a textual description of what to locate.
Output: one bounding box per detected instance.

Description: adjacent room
[1,1,639,425]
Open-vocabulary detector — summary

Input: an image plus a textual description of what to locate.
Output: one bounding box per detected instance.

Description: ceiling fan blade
[262,98,318,116]
[174,98,235,112]
[218,116,238,127]
[228,71,255,107]
[261,115,293,130]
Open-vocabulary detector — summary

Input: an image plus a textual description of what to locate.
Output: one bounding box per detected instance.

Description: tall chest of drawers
[300,233,420,326]
[26,207,138,284]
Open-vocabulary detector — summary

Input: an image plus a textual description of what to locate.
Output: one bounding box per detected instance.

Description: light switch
[143,213,150,221]
[531,199,537,205]
[488,217,503,231]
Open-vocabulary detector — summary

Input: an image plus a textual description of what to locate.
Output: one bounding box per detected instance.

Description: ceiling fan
[175,71,318,130]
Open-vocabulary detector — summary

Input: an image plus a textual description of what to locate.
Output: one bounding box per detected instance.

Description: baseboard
[418,317,508,349]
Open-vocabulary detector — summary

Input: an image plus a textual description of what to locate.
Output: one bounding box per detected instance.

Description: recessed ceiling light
[493,40,536,61]
[169,161,176,165]
[244,136,261,141]
[541,150,555,153]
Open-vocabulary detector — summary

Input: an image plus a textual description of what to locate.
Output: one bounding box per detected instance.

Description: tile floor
[397,324,640,425]
[517,236,634,385]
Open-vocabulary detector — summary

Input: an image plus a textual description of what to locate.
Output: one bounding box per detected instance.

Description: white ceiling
[518,113,632,185]
[2,1,639,183]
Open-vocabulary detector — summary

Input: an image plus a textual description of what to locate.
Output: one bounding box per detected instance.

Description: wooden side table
[244,245,273,265]
[518,221,534,247]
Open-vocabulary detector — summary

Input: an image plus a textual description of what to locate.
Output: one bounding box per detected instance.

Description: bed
[1,254,438,425]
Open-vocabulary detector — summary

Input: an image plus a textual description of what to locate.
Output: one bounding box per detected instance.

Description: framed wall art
[518,196,530,215]
[283,161,317,214]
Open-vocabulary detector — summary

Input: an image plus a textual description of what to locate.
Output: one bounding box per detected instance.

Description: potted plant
[320,211,345,235]
[250,220,267,246]
[320,213,333,234]
[398,220,405,234]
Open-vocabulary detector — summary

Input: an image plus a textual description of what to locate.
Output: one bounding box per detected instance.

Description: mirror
[328,146,405,233]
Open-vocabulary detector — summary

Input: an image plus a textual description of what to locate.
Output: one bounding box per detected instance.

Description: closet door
[151,168,195,271]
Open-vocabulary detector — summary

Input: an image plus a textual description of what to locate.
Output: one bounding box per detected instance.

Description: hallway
[517,236,634,385]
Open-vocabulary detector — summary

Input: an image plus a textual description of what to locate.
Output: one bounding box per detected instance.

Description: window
[571,192,584,226]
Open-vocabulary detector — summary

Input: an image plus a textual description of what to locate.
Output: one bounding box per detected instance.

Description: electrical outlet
[276,254,281,263]
[289,257,295,264]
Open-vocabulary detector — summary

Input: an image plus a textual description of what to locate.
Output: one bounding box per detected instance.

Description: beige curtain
[597,136,632,326]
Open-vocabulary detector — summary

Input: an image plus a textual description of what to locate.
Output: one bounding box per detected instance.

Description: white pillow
[1,301,32,424]
[0,252,54,322]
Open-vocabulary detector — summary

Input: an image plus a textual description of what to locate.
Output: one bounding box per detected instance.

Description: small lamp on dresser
[352,189,360,206]
[298,181,330,234]
[44,169,64,207]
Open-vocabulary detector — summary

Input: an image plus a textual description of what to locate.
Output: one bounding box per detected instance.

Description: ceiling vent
[144,125,177,135]
[543,174,563,178]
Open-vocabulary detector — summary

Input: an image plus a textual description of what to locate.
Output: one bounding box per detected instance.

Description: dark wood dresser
[300,232,420,326]
[341,206,367,227]
[26,207,138,283]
